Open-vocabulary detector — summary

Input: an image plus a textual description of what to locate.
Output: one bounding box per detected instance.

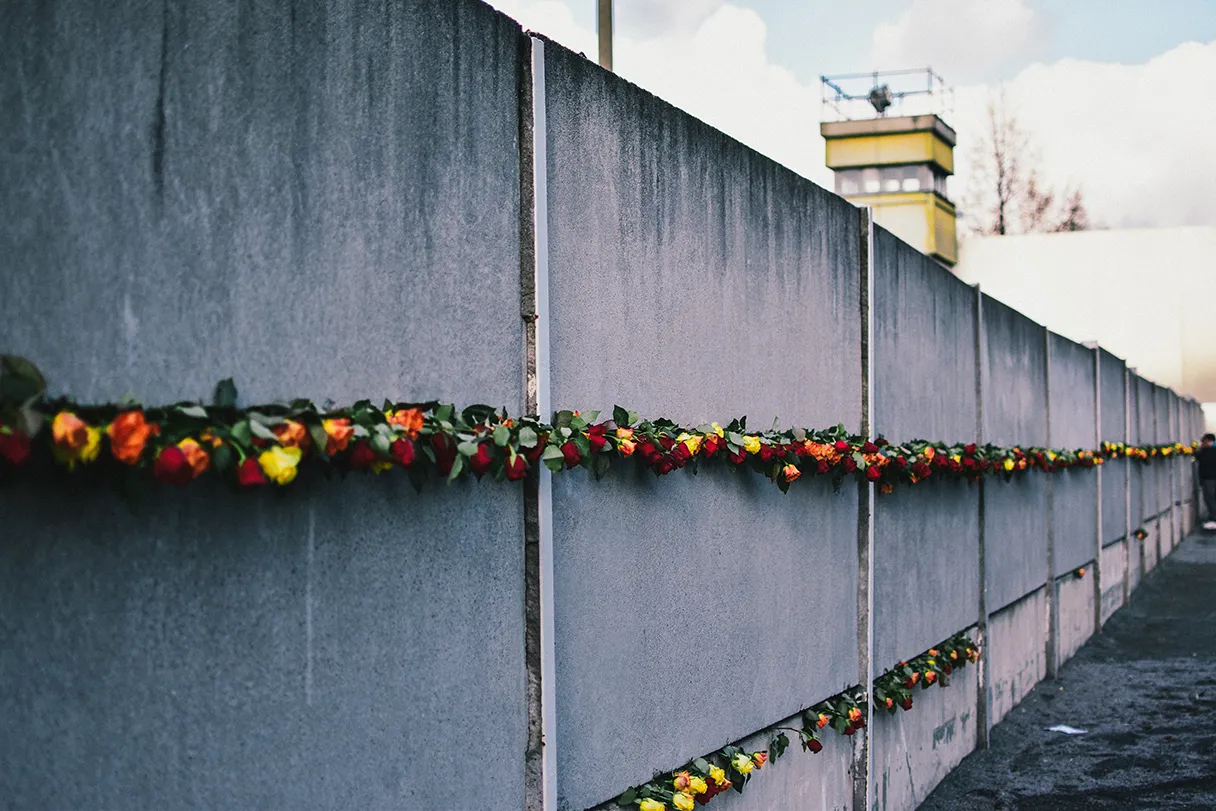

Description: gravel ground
[919,531,1216,811]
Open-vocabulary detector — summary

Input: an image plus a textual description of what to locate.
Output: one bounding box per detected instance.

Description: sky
[485,0,1216,230]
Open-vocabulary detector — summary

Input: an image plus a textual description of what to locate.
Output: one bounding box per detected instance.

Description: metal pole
[597,0,613,71]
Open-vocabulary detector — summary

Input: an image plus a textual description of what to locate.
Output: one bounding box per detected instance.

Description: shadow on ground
[918,532,1216,811]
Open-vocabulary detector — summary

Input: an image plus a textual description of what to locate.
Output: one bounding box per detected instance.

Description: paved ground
[920,532,1216,811]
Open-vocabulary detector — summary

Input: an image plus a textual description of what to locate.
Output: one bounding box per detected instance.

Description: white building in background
[952,226,1216,432]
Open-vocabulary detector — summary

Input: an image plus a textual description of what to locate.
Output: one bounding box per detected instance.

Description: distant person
[1200,433,1216,531]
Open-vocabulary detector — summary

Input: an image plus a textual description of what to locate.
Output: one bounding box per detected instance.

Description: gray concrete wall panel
[541,41,864,810]
[1057,571,1096,663]
[1052,470,1099,576]
[873,227,978,442]
[1100,540,1127,624]
[981,296,1048,447]
[988,588,1048,727]
[1,475,527,811]
[984,476,1050,611]
[1047,333,1096,450]
[1099,350,1127,443]
[874,479,981,667]
[0,2,527,808]
[1103,459,1130,546]
[870,668,979,811]
[0,0,526,408]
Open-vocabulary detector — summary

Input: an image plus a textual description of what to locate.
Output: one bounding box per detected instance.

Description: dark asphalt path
[919,532,1216,811]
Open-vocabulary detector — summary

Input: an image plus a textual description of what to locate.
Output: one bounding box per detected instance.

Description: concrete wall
[1099,350,1129,548]
[0,1,529,809]
[0,4,1199,810]
[1100,540,1127,622]
[1049,333,1098,577]
[872,228,980,666]
[982,297,1049,612]
[540,40,863,811]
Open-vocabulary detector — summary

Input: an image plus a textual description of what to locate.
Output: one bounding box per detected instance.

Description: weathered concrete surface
[871,667,979,811]
[0,1,529,809]
[1052,471,1099,577]
[874,479,981,667]
[551,470,859,811]
[1098,351,1128,547]
[0,472,527,811]
[1145,517,1161,571]
[1100,539,1127,624]
[988,588,1048,727]
[1129,533,1144,593]
[919,532,1216,811]
[984,476,1049,613]
[540,39,865,811]
[1056,568,1096,663]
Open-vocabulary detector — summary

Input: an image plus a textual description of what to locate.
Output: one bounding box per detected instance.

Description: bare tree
[964,90,1090,235]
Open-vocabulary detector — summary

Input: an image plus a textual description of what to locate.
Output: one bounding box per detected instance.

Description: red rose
[653,456,675,475]
[526,435,547,464]
[702,434,722,457]
[469,443,494,478]
[866,466,881,481]
[0,430,31,466]
[842,456,857,473]
[505,454,528,481]
[587,424,608,452]
[861,441,878,453]
[900,697,913,711]
[729,450,747,465]
[843,725,856,736]
[912,461,930,477]
[431,434,458,475]
[964,443,977,455]
[560,441,582,468]
[349,440,376,470]
[875,437,889,447]
[805,737,823,754]
[834,440,850,452]
[153,446,193,485]
[658,435,675,451]
[390,437,416,467]
[894,456,908,468]
[817,460,830,474]
[237,457,267,487]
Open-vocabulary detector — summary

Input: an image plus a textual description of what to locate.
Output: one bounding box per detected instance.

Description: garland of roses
[613,633,980,810]
[0,358,1196,494]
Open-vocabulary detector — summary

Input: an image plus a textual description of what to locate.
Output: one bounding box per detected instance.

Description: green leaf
[212,378,238,408]
[554,410,574,429]
[457,440,480,457]
[211,443,235,474]
[248,420,278,442]
[230,421,252,445]
[616,788,637,806]
[692,758,711,773]
[447,454,465,481]
[613,405,630,427]
[493,424,510,447]
[176,404,209,419]
[518,426,538,448]
[0,355,47,405]
[309,425,330,455]
[593,453,611,480]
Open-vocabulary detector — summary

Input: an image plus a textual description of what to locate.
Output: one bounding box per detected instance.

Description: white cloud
[952,40,1216,230]
[871,0,1042,82]
[487,0,1215,230]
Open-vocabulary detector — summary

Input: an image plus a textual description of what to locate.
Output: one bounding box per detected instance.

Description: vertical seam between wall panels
[1044,330,1058,679]
[521,36,556,811]
[973,284,989,749]
[854,207,875,811]
[1093,347,1103,634]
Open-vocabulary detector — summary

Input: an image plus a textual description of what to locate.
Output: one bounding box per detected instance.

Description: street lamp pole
[597,0,613,71]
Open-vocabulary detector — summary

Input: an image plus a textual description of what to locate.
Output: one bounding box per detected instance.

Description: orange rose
[273,420,311,450]
[387,408,424,439]
[848,707,863,723]
[752,752,768,769]
[816,713,830,728]
[323,418,355,455]
[107,410,158,465]
[177,438,210,478]
[52,411,89,451]
[782,463,801,483]
[618,439,637,458]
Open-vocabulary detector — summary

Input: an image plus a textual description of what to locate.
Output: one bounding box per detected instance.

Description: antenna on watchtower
[819,68,959,267]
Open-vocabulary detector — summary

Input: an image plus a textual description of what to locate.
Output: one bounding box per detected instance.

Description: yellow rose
[731,753,754,775]
[678,433,703,455]
[923,446,935,460]
[1003,458,1015,472]
[80,426,102,464]
[687,775,708,795]
[259,445,303,485]
[673,793,695,811]
[741,435,761,454]
[639,800,666,811]
[708,766,727,786]
[711,423,724,437]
